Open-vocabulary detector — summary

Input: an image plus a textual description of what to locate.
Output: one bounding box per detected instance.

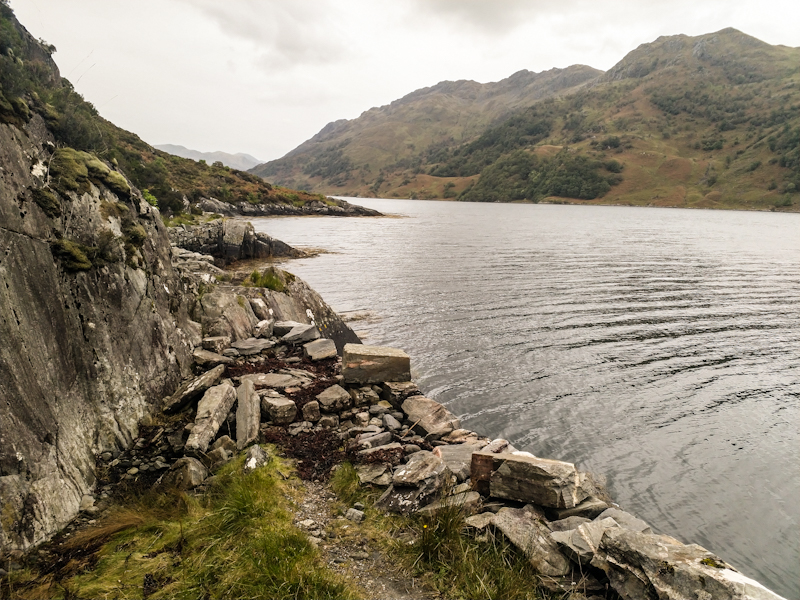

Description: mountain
[154,144,262,171]
[252,29,800,212]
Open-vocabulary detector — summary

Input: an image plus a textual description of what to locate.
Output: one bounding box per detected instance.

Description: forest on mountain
[253,28,800,212]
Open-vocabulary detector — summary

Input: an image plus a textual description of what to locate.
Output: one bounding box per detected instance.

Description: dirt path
[293,480,439,600]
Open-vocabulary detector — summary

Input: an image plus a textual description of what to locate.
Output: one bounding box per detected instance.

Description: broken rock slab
[416,491,482,517]
[240,372,310,389]
[401,396,461,440]
[159,457,208,491]
[343,344,410,385]
[282,323,320,344]
[303,338,337,361]
[550,495,610,520]
[163,364,226,414]
[433,442,485,483]
[596,507,651,534]
[231,337,275,356]
[380,381,420,407]
[317,384,352,413]
[273,320,304,336]
[550,517,620,566]
[236,380,259,450]
[253,319,274,339]
[193,348,234,367]
[492,506,572,577]
[185,382,237,455]
[356,464,392,486]
[594,528,788,600]
[202,335,231,354]
[264,396,297,425]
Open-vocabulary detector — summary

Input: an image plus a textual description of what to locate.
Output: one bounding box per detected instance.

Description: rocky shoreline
[195,195,382,218]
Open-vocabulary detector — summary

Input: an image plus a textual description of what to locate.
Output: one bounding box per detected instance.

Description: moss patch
[49,148,131,198]
[29,186,60,218]
[50,239,92,271]
[246,266,289,292]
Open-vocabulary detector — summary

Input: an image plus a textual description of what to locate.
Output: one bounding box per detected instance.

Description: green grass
[245,267,295,292]
[6,452,357,600]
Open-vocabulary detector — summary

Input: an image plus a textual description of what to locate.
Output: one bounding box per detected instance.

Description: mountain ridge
[154,144,262,171]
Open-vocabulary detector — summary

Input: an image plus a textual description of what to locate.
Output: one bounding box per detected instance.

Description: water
[252,199,800,598]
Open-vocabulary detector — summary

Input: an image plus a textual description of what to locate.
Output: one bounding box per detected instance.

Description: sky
[10,0,800,163]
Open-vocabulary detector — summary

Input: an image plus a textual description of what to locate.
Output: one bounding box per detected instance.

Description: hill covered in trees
[252,28,800,212]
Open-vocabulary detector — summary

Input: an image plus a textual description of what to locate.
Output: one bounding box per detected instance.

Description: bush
[51,238,92,271]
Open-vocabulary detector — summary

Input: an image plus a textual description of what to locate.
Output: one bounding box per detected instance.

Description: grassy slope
[255,29,800,212]
[0,6,327,216]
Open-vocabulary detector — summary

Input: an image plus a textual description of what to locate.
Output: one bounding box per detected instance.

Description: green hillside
[253,28,800,212]
[0,4,333,218]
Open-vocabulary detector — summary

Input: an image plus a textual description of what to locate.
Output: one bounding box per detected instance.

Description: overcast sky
[11,0,800,163]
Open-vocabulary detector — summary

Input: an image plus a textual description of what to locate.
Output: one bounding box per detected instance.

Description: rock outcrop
[195,195,381,218]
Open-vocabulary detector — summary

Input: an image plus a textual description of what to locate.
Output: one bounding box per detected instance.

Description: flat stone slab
[192,348,233,367]
[416,491,482,517]
[235,380,259,450]
[316,384,352,412]
[273,320,304,336]
[185,382,237,454]
[239,372,309,389]
[282,323,320,344]
[163,364,226,413]
[303,338,337,361]
[492,506,572,577]
[392,450,451,489]
[465,512,496,530]
[343,344,410,384]
[357,442,403,458]
[202,335,231,354]
[359,431,394,450]
[596,507,651,534]
[434,442,485,482]
[230,337,275,355]
[552,495,610,520]
[356,463,392,486]
[401,396,461,440]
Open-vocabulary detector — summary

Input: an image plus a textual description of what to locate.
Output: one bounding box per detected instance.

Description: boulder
[318,414,339,428]
[159,457,208,491]
[198,289,258,342]
[356,464,392,486]
[301,400,321,422]
[273,320,304,336]
[594,529,787,600]
[550,517,619,565]
[163,364,226,413]
[230,337,275,356]
[345,508,365,523]
[235,380,259,450]
[316,384,352,412]
[202,335,231,354]
[401,396,461,440]
[350,386,380,407]
[211,435,238,456]
[381,381,421,407]
[249,298,271,321]
[282,323,320,344]
[491,507,572,577]
[472,451,589,509]
[434,442,485,483]
[382,414,402,431]
[253,319,274,339]
[465,512,495,530]
[551,496,610,520]
[303,338,337,361]
[596,507,651,534]
[185,382,237,454]
[192,348,234,367]
[243,445,271,473]
[416,491,482,517]
[264,396,297,425]
[392,450,450,488]
[482,438,518,454]
[342,344,410,384]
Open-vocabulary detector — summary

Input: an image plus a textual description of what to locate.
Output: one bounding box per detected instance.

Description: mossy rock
[85,156,111,178]
[10,96,31,122]
[102,170,131,196]
[51,239,92,271]
[247,266,295,292]
[50,148,90,194]
[29,186,61,218]
[123,222,147,246]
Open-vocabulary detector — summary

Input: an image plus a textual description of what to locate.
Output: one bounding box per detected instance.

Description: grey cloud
[410,0,563,33]
[174,0,348,69]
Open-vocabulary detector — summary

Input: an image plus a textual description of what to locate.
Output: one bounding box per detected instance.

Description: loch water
[252,199,800,598]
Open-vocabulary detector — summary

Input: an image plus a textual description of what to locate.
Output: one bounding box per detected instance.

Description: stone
[288,421,313,436]
[593,529,787,600]
[236,380,259,450]
[301,400,321,422]
[303,338,337,361]
[282,323,320,344]
[472,451,589,509]
[211,435,237,456]
[249,298,271,321]
[596,507,651,534]
[230,337,275,356]
[185,382,237,455]
[401,396,461,440]
[199,289,259,341]
[354,412,370,426]
[368,403,389,416]
[79,494,95,512]
[222,348,240,357]
[357,442,403,459]
[356,464,392,486]
[433,443,485,483]
[273,320,304,336]
[359,431,393,450]
[163,364,226,413]
[491,507,572,577]
[482,438,518,454]
[548,516,592,532]
[202,335,231,354]
[240,372,309,389]
[550,517,620,565]
[551,496,610,520]
[253,319,274,339]
[392,450,451,490]
[159,457,208,491]
[382,414,402,431]
[264,396,297,425]
[342,344,411,384]
[381,381,421,407]
[318,414,339,429]
[345,508,365,523]
[206,446,233,469]
[465,512,496,530]
[416,491,482,517]
[316,384,352,412]
[403,444,421,454]
[243,445,271,473]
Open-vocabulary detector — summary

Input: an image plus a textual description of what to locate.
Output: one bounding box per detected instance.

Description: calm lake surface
[253,199,800,598]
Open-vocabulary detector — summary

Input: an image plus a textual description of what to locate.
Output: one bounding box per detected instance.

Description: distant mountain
[155,144,262,171]
[252,28,799,212]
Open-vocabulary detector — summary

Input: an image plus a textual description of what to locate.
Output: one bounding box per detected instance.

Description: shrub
[142,188,158,206]
[51,239,92,271]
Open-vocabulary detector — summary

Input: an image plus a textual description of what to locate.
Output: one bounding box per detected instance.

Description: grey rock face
[236,380,259,450]
[316,384,352,413]
[303,338,337,361]
[342,344,411,384]
[163,364,226,414]
[196,289,259,342]
[185,382,237,454]
[159,457,208,491]
[491,507,572,577]
[401,396,461,440]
